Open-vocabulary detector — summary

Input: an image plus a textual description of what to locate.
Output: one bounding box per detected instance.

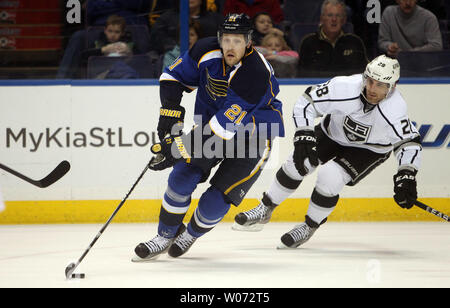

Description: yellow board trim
[1,198,448,224]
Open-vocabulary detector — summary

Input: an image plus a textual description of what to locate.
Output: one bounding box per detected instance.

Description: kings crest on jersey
[159,37,285,140]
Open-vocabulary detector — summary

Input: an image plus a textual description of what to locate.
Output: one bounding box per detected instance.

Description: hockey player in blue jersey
[133,13,285,260]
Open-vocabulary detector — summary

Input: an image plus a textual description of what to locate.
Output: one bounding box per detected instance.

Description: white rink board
[0,83,449,201]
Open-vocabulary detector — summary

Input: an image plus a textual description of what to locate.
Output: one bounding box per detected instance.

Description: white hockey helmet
[363,55,400,97]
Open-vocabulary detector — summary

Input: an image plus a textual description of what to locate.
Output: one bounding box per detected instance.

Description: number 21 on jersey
[224,104,247,125]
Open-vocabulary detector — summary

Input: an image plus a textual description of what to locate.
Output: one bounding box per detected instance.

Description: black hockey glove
[393,169,417,209]
[157,106,185,141]
[148,133,191,171]
[293,130,319,176]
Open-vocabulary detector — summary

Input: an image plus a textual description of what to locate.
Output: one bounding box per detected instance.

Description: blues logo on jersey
[205,67,228,101]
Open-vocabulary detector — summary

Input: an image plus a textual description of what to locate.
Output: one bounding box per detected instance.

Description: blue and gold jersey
[159,37,285,139]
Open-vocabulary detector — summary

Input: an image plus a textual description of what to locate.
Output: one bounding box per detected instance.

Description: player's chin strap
[359,90,377,113]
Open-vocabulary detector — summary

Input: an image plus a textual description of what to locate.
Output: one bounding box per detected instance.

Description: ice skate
[232,194,276,231]
[277,221,317,249]
[168,229,198,258]
[132,224,185,262]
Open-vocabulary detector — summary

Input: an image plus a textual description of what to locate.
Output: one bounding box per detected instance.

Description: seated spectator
[297,0,368,78]
[57,13,148,79]
[251,11,285,46]
[378,0,443,57]
[163,19,202,69]
[81,15,134,63]
[223,0,284,24]
[149,0,223,55]
[255,32,299,78]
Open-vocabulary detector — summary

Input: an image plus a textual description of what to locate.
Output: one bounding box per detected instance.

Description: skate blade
[231,222,265,232]
[131,254,161,263]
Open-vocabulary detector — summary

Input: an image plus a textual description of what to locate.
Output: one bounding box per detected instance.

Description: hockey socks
[305,161,350,225]
[306,188,339,226]
[158,163,203,238]
[158,186,191,238]
[265,166,303,205]
[187,186,230,238]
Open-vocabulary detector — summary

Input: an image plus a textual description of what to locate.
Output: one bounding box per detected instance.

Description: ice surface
[0,222,449,288]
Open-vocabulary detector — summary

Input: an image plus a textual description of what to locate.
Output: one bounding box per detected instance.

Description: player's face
[365,77,390,104]
[220,33,249,66]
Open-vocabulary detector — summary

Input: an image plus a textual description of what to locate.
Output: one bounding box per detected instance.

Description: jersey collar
[360,89,377,113]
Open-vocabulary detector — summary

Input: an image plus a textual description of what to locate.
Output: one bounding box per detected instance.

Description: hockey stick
[0,161,71,188]
[65,158,155,279]
[414,200,449,222]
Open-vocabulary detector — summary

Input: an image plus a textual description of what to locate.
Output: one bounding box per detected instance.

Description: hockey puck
[71,273,85,279]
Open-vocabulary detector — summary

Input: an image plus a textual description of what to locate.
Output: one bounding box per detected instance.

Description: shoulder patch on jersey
[376,104,403,140]
[377,90,408,120]
[311,75,362,103]
[189,37,221,65]
[228,50,271,105]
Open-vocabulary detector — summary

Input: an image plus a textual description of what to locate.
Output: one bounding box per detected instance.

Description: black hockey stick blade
[0,160,71,188]
[414,200,449,222]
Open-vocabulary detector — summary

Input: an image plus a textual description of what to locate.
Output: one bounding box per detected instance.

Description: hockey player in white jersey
[233,55,422,248]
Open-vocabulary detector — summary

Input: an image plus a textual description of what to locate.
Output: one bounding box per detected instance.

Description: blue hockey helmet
[218,13,253,43]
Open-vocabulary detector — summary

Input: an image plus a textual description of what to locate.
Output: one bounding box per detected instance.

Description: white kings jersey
[293,74,422,171]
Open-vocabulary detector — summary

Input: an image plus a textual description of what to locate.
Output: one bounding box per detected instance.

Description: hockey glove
[157,106,185,141]
[293,130,319,176]
[393,169,417,209]
[148,133,191,171]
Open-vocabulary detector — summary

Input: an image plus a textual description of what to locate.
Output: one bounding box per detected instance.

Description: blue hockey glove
[149,133,191,171]
[157,106,185,141]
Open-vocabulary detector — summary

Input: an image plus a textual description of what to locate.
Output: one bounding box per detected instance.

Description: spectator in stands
[57,4,150,80]
[163,19,202,69]
[296,0,368,77]
[251,11,285,46]
[378,0,443,57]
[149,0,223,55]
[255,32,299,77]
[81,15,134,62]
[380,0,447,20]
[223,0,284,24]
[79,15,138,79]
